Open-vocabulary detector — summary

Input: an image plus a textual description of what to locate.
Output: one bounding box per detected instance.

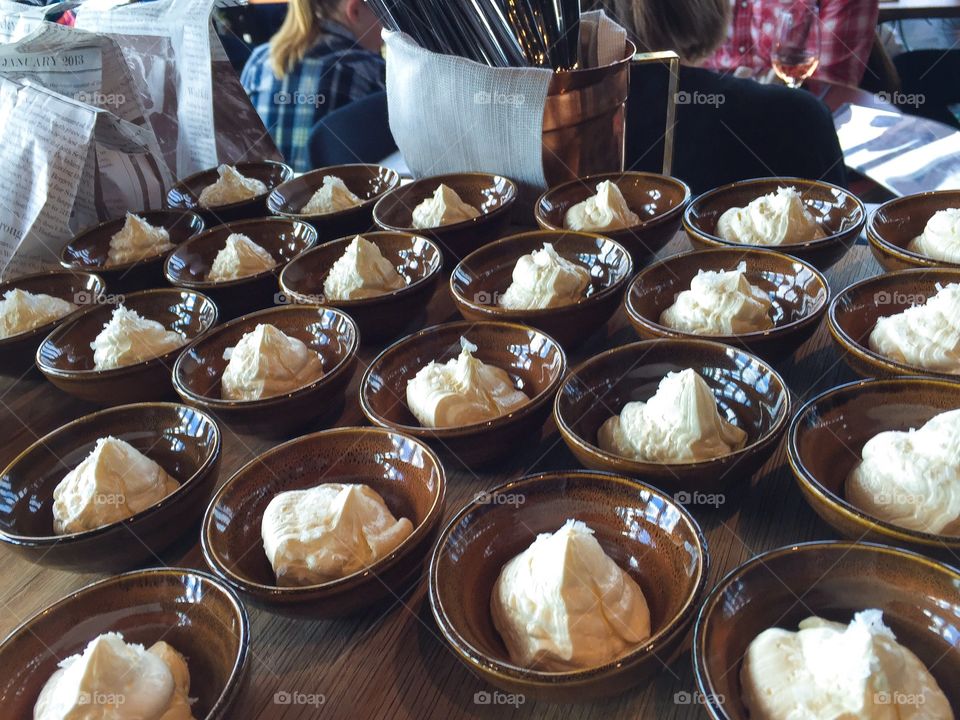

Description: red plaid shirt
[703,0,879,86]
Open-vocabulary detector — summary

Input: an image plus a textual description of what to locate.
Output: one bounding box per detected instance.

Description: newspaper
[0,0,76,42]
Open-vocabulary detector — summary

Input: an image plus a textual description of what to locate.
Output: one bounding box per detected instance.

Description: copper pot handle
[631,51,680,176]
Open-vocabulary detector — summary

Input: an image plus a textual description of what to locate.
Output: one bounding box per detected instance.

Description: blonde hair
[269,0,341,78]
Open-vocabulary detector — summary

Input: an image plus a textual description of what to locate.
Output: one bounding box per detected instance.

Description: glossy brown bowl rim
[691,539,960,720]
[787,375,960,546]
[372,172,520,234]
[278,231,443,308]
[866,190,960,269]
[200,426,447,596]
[0,271,106,347]
[266,163,402,218]
[163,216,318,290]
[624,247,831,342]
[172,304,360,409]
[449,229,635,318]
[428,470,710,681]
[359,320,567,437]
[534,171,692,232]
[827,267,960,380]
[554,338,792,469]
[165,160,293,212]
[35,288,219,380]
[0,402,221,546]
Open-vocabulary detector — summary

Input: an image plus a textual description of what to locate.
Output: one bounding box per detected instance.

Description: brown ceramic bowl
[868,190,960,271]
[36,288,218,406]
[60,210,204,292]
[788,376,960,559]
[165,160,293,225]
[173,305,358,438]
[372,172,518,263]
[360,321,566,467]
[429,470,709,701]
[535,172,691,263]
[267,163,401,237]
[0,568,249,719]
[683,177,866,270]
[693,541,960,719]
[278,231,443,343]
[828,268,960,379]
[201,426,445,617]
[450,230,633,348]
[624,247,830,362]
[0,271,105,377]
[555,339,791,494]
[0,402,221,571]
[164,217,317,319]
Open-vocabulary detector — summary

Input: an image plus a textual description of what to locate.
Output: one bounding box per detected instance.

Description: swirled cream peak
[598,368,747,462]
[491,519,651,671]
[908,208,960,263]
[301,175,362,214]
[660,261,774,335]
[261,483,414,586]
[868,282,960,373]
[197,164,267,208]
[207,233,277,282]
[221,323,324,400]
[741,610,953,720]
[0,288,75,339]
[107,213,173,266]
[498,242,591,310]
[90,305,184,370]
[716,187,826,246]
[564,180,640,232]
[405,337,529,428]
[323,235,405,301]
[411,184,480,229]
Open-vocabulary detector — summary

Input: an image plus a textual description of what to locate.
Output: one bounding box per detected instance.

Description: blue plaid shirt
[241,21,386,172]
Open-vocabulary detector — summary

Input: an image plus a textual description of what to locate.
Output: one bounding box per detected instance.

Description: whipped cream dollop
[411,184,480,229]
[406,337,529,428]
[197,164,267,208]
[221,323,324,401]
[908,208,960,263]
[34,632,195,720]
[301,175,362,215]
[491,519,651,671]
[323,235,406,301]
[741,610,953,720]
[498,242,591,310]
[660,261,774,335]
[564,180,640,233]
[261,483,414,586]
[0,288,75,339]
[846,408,960,535]
[207,233,277,282]
[90,306,184,370]
[716,187,826,246]
[598,368,748,462]
[107,213,173,266]
[868,282,960,374]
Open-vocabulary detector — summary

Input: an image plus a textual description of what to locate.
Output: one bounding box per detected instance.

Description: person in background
[241,0,385,172]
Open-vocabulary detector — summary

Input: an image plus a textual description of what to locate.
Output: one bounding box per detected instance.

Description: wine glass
[771,3,822,88]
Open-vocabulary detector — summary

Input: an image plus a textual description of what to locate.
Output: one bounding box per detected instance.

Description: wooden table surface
[0,231,883,719]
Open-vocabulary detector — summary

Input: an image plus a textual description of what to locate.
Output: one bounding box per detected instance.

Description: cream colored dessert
[660,262,774,335]
[411,184,480,229]
[261,483,414,586]
[908,208,960,263]
[301,175,362,214]
[868,282,960,374]
[0,288,75,339]
[741,610,953,720]
[564,180,640,233]
[107,213,173,266]
[490,519,650,671]
[598,368,747,462]
[405,337,529,428]
[323,235,406,301]
[90,306,184,370]
[716,187,826,246]
[846,408,960,535]
[197,164,267,208]
[207,233,277,282]
[220,323,324,401]
[34,632,195,720]
[498,242,591,310]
